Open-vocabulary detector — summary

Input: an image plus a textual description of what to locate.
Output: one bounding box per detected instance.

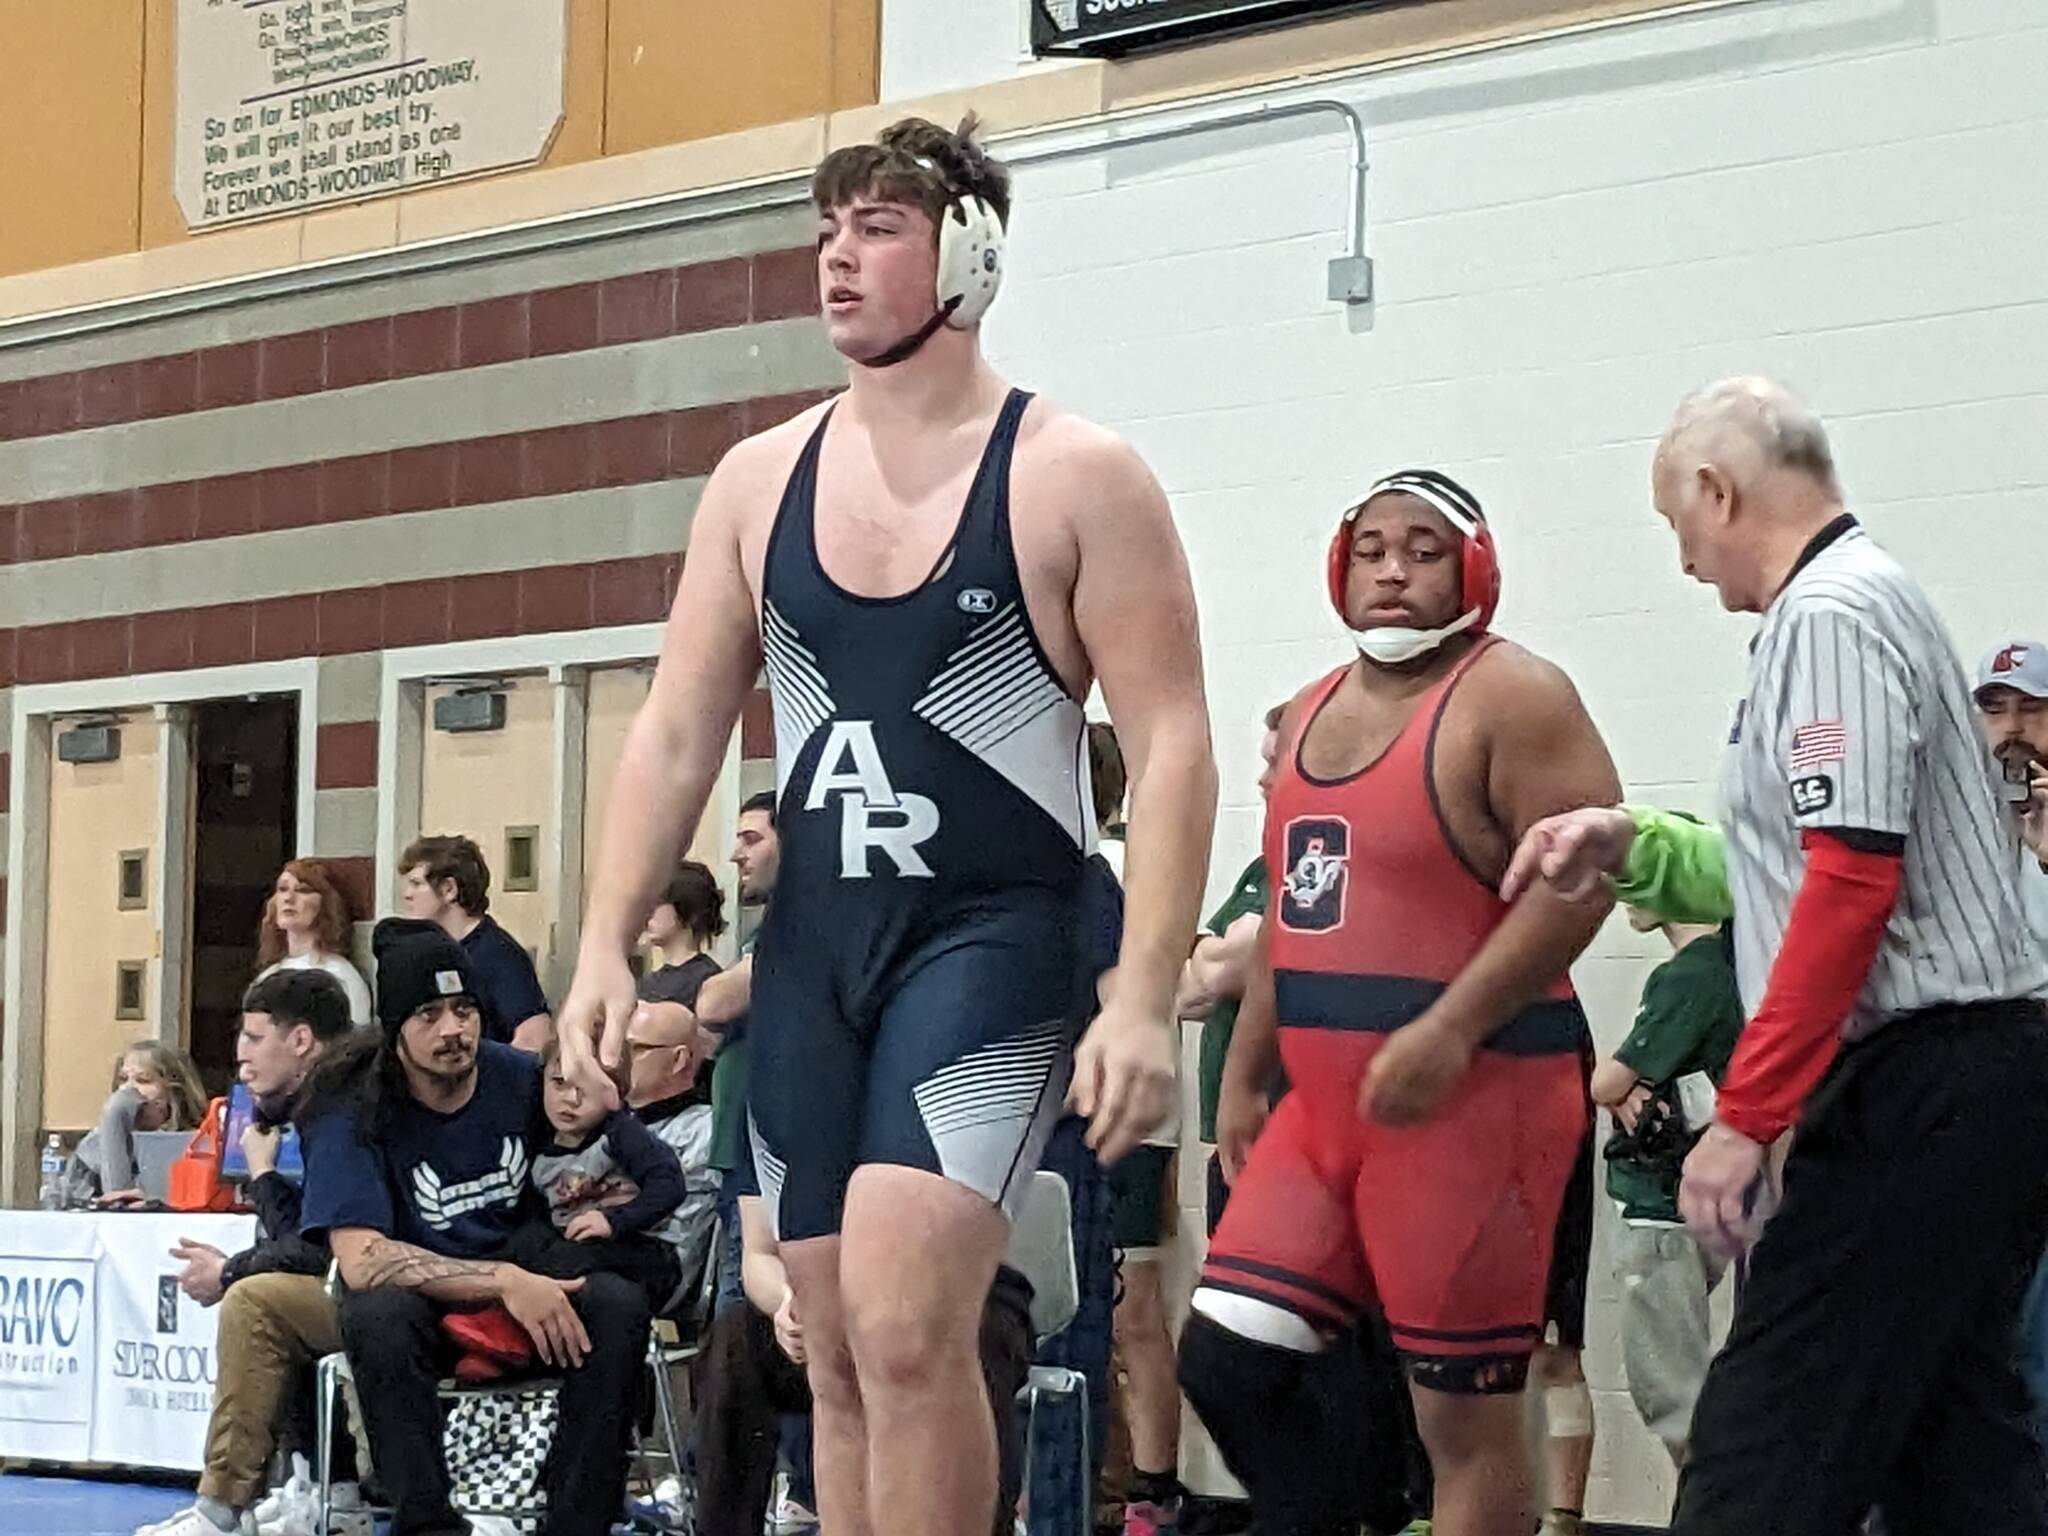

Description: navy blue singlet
[746,389,1094,1240]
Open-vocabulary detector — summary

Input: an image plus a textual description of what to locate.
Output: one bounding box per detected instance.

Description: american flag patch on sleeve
[1789,720,1847,771]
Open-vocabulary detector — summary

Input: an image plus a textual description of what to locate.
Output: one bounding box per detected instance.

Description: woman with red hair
[254,860,372,1026]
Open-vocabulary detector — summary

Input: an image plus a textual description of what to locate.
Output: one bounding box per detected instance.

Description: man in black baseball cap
[298,917,653,1536]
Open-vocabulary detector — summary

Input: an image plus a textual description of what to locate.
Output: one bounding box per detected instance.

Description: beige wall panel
[581,665,650,894]
[583,665,736,967]
[825,62,1105,148]
[606,0,876,156]
[829,0,880,110]
[0,0,147,279]
[41,712,163,1133]
[138,0,186,250]
[547,0,609,169]
[581,664,730,881]
[419,675,552,970]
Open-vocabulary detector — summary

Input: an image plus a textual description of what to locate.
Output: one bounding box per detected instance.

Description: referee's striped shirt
[1722,516,2048,1037]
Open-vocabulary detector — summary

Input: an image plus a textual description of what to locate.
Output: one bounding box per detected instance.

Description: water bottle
[38,1134,65,1211]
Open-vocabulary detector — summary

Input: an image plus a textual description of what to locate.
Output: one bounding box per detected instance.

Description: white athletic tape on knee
[1189,1287,1326,1353]
[1545,1381,1594,1439]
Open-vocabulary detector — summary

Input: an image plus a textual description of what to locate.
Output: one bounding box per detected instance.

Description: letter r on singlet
[806,720,941,878]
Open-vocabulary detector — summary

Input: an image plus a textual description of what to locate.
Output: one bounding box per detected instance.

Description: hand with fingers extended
[556,948,635,1108]
[498,1267,592,1369]
[1500,805,1638,906]
[1069,998,1176,1166]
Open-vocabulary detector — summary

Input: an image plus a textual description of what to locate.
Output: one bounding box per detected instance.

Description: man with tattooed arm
[299,919,654,1536]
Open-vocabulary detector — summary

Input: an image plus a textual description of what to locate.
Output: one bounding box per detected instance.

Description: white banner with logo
[91,1212,258,1468]
[0,1216,99,1462]
[0,1211,257,1470]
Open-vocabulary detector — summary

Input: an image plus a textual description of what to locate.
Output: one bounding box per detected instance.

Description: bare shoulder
[712,396,835,499]
[1017,397,1164,510]
[702,395,836,566]
[1464,638,1590,716]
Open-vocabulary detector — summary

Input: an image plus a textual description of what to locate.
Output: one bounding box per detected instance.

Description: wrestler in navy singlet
[748,389,1095,1241]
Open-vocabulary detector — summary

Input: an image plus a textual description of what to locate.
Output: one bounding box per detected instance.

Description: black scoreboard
[1031,0,1419,59]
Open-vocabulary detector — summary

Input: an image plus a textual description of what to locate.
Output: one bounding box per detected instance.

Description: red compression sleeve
[1714,830,1903,1144]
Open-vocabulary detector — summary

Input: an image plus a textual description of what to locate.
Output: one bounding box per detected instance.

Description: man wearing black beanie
[299,918,654,1536]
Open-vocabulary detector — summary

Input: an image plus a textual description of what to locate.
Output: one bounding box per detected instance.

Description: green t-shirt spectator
[1197,857,1271,1144]
[1605,925,1745,1224]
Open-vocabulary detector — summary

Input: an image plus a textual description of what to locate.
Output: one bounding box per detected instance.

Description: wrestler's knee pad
[1177,1312,1367,1536]
[1178,1307,1307,1425]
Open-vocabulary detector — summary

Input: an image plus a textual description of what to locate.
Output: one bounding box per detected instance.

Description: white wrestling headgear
[864,168,1006,369]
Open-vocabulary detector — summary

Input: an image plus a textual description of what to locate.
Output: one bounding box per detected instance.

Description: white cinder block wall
[887,0,2048,1523]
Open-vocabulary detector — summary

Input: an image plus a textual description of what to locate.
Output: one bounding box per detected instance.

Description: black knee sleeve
[1178,1311,1383,1536]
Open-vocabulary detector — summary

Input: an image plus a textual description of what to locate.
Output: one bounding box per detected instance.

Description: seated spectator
[67,1040,207,1207]
[623,1005,721,1317]
[299,918,651,1536]
[400,834,552,1050]
[694,1129,1034,1536]
[137,969,366,1536]
[528,1037,686,1311]
[252,859,373,1027]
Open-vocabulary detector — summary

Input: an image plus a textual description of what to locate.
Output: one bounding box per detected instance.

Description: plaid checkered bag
[445,1384,558,1529]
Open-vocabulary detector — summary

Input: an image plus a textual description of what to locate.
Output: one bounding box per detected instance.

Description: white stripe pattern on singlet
[914,602,1069,753]
[1721,520,2048,1037]
[761,599,836,798]
[912,600,1092,850]
[911,1025,1070,1217]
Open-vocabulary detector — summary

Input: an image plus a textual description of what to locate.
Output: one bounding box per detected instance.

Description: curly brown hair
[812,114,1013,232]
[256,859,357,968]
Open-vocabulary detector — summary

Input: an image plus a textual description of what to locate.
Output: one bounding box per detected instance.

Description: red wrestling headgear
[1327,470,1500,664]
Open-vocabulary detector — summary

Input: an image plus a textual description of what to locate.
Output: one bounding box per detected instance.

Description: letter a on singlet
[805,720,941,878]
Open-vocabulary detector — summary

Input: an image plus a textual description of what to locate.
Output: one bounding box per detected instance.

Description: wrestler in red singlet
[1178,470,1622,1536]
[1205,640,1588,1381]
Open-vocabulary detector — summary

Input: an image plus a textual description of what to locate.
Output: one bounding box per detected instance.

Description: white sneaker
[252,1453,313,1535]
[134,1507,255,1536]
[772,1492,819,1534]
[466,1517,523,1536]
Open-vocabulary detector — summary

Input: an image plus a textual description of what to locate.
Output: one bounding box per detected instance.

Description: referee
[1503,377,2048,1534]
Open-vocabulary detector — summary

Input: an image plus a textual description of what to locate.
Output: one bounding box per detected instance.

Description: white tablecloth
[0,1209,257,1470]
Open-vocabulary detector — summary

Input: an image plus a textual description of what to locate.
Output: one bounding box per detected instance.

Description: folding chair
[1006,1169,1090,1536]
[314,1349,564,1532]
[636,1204,726,1487]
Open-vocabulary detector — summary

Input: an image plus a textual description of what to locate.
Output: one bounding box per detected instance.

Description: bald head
[1657,376,1838,499]
[1650,377,1847,615]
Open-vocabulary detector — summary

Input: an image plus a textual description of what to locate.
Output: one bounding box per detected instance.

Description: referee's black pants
[1673,998,2048,1536]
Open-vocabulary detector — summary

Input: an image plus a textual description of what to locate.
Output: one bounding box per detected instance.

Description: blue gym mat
[0,1472,200,1536]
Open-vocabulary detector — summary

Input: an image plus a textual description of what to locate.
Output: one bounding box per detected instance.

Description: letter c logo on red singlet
[1281,817,1350,932]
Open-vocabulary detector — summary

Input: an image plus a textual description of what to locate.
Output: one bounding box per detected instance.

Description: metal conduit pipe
[0,0,1775,350]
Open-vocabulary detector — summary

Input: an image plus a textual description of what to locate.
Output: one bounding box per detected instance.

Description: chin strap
[1349,607,1483,666]
[859,301,958,370]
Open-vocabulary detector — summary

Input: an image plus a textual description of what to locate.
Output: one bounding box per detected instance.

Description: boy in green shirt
[1592,906,1745,1466]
